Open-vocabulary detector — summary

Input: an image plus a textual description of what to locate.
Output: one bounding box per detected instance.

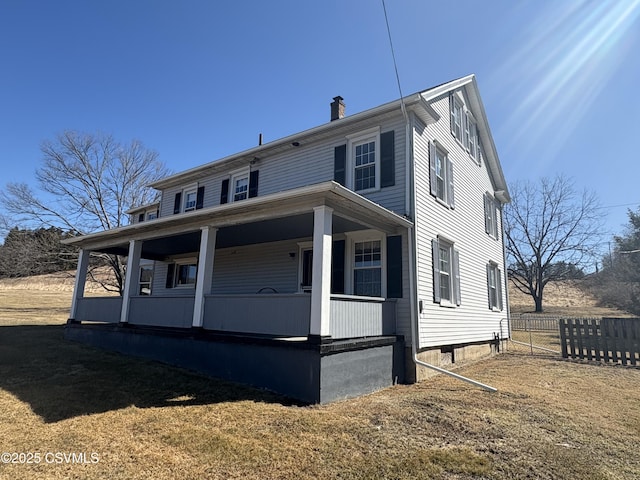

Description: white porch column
[310,205,333,340]
[120,239,143,324]
[192,226,218,328]
[69,248,90,321]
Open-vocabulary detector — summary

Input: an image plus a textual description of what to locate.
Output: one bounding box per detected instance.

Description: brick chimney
[330,96,345,121]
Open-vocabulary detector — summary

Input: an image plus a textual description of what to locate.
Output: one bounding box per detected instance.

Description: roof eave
[63,181,413,249]
[150,94,439,190]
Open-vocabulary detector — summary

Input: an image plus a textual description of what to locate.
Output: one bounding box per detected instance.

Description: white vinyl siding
[212,240,302,295]
[157,114,406,217]
[414,95,507,349]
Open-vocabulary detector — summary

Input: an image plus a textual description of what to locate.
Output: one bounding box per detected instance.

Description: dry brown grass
[508,279,632,317]
[0,289,639,479]
[0,269,117,294]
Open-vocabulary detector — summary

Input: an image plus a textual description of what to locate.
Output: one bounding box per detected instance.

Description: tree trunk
[534,295,543,312]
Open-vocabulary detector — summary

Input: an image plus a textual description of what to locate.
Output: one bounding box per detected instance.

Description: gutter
[405,111,497,393]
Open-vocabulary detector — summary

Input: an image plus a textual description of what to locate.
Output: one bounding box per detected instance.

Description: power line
[381,0,408,123]
[595,202,639,210]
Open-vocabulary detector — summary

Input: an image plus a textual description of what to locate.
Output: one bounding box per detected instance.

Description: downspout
[406,111,496,393]
[500,203,512,342]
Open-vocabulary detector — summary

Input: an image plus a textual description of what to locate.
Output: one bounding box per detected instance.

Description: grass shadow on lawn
[0,324,294,423]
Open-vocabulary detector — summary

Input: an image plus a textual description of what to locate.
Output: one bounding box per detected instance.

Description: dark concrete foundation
[64,322,405,404]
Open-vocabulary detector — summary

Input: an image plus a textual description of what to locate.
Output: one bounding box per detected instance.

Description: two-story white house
[64,74,510,403]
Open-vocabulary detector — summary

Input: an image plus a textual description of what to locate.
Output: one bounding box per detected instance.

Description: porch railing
[330,295,396,339]
[73,293,397,339]
[75,297,123,323]
[203,294,310,336]
[128,296,195,329]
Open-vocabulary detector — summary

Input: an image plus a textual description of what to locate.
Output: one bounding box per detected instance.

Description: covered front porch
[66,182,411,342]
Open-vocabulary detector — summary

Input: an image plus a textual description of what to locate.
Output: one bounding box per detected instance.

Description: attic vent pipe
[258,133,263,146]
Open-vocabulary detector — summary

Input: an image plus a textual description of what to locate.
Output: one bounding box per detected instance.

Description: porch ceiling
[64,181,413,256]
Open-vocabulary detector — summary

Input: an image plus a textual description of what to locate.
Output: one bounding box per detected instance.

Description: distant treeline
[0,227,78,278]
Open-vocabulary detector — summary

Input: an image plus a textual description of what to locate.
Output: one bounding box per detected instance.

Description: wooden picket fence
[559,317,640,365]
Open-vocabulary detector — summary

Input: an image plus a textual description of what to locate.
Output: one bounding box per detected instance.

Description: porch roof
[63,181,413,256]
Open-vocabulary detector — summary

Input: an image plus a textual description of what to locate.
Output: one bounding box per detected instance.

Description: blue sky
[1,0,639,248]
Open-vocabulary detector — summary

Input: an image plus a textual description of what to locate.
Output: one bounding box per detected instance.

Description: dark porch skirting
[64,322,405,404]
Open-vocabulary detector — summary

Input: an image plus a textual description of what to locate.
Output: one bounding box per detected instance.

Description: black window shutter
[220,179,229,204]
[334,144,347,186]
[138,213,145,222]
[331,239,345,294]
[249,170,259,198]
[195,186,205,210]
[173,192,182,214]
[380,130,395,188]
[166,263,175,289]
[386,235,402,298]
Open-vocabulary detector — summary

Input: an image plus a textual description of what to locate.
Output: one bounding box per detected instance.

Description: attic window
[451,92,481,164]
[450,95,464,142]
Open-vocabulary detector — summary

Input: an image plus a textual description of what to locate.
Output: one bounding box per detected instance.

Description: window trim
[138,263,154,295]
[432,237,461,307]
[171,257,198,289]
[297,241,314,293]
[345,230,386,298]
[430,141,455,209]
[465,111,479,162]
[182,183,198,212]
[487,261,503,311]
[229,167,250,203]
[451,91,481,164]
[346,127,381,194]
[450,94,464,143]
[484,192,499,239]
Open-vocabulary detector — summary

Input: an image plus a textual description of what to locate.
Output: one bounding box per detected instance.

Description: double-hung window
[174,185,204,214]
[139,264,153,295]
[346,128,380,193]
[484,193,499,239]
[183,185,198,212]
[450,96,464,142]
[451,92,481,164]
[354,141,376,191]
[353,240,382,297]
[220,169,259,204]
[176,263,197,287]
[487,262,503,311]
[432,238,461,306]
[231,170,249,202]
[166,258,198,289]
[429,142,455,208]
[465,112,478,161]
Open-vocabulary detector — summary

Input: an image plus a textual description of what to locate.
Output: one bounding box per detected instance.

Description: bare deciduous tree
[0,131,170,293]
[504,175,602,312]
